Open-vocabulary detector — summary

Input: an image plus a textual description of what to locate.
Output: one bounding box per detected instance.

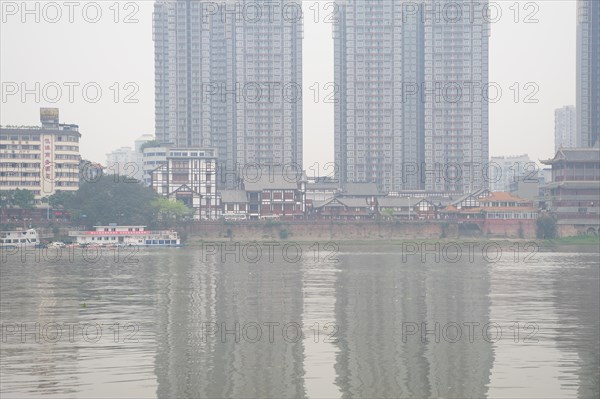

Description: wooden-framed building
[151,148,220,220]
[541,147,600,236]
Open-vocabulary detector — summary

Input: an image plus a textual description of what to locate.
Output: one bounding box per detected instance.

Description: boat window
[0,240,3,243]
[153,240,158,245]
[146,240,151,245]
[31,239,36,242]
[20,239,26,243]
[159,240,164,245]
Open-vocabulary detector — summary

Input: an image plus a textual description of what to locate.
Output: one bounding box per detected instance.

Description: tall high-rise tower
[576,0,600,148]
[334,0,490,194]
[422,0,490,193]
[154,0,303,185]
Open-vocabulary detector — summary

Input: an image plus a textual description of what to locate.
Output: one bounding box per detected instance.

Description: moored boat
[0,229,40,248]
[68,224,182,247]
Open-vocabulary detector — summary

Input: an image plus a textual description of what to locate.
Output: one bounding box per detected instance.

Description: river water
[1,243,598,398]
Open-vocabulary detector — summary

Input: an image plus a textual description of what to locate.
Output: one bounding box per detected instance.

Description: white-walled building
[151,148,220,220]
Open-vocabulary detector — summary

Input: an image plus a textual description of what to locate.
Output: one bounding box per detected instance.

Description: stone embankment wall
[183,221,457,242]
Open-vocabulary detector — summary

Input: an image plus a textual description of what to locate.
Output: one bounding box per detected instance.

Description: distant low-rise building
[489,154,533,192]
[106,146,136,177]
[0,108,81,205]
[541,147,600,236]
[151,148,220,220]
[106,135,155,182]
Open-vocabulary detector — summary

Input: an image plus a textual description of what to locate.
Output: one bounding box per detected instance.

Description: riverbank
[185,236,600,253]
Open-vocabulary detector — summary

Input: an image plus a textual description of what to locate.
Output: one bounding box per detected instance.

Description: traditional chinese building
[541,147,600,236]
[378,197,437,220]
[220,190,249,220]
[311,197,374,220]
[440,189,538,238]
[242,169,306,220]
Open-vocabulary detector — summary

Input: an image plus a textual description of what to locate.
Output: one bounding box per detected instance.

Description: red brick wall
[482,220,537,239]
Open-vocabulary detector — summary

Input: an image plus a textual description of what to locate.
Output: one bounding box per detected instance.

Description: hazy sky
[0,1,576,167]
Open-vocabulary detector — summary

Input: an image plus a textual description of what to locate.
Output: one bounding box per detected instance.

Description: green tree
[536,214,557,239]
[70,175,158,227]
[12,189,35,208]
[0,191,13,208]
[150,197,192,224]
[46,190,76,209]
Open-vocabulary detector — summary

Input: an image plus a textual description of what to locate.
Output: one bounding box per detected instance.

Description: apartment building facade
[0,108,81,205]
[334,0,490,194]
[153,0,303,186]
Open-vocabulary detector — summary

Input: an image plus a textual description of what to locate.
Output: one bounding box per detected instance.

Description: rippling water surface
[1,245,598,398]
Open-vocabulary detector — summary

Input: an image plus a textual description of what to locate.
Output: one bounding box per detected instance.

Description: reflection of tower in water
[334,253,493,397]
[422,260,494,398]
[154,252,306,397]
[552,255,600,397]
[154,252,219,398]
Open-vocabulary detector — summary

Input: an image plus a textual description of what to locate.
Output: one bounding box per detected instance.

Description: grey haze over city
[1,1,599,398]
[1,1,577,166]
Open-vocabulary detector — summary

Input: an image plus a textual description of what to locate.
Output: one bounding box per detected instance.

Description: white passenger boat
[0,229,40,248]
[68,225,181,247]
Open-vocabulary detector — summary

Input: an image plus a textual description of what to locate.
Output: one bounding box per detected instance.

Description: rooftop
[220,190,248,203]
[541,148,600,164]
[378,197,431,207]
[341,182,383,197]
[0,124,80,134]
[244,173,300,191]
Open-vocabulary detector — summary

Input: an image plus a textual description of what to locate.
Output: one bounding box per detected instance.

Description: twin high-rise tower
[154,0,303,185]
[334,0,489,193]
[154,0,490,193]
